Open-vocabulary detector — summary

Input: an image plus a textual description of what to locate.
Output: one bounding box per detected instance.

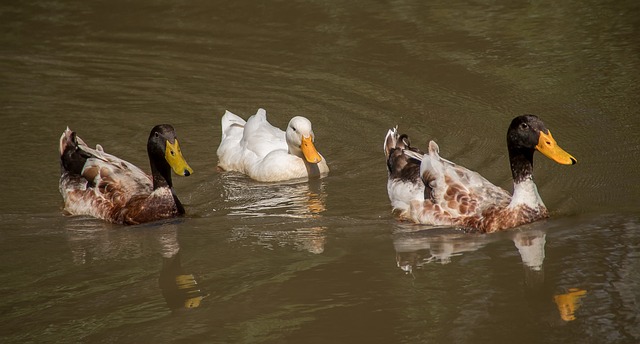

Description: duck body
[217,108,329,182]
[59,125,193,225]
[384,115,576,233]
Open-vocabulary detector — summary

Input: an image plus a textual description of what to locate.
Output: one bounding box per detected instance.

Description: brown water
[2,0,640,343]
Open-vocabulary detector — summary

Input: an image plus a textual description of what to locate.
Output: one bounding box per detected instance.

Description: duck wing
[217,109,288,173]
[80,148,153,204]
[220,110,246,143]
[59,128,153,221]
[217,110,247,171]
[413,141,511,226]
[241,108,287,159]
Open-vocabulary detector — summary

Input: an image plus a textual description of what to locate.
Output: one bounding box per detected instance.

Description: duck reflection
[393,228,498,273]
[64,220,181,264]
[159,250,207,310]
[64,220,205,310]
[221,173,327,218]
[221,174,328,254]
[553,287,588,322]
[513,229,546,288]
[393,226,589,322]
[393,227,547,278]
[229,226,327,254]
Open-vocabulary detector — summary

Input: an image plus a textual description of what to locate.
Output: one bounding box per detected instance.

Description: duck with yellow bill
[59,124,193,225]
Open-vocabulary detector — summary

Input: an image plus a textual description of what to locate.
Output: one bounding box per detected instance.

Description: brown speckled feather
[408,141,547,233]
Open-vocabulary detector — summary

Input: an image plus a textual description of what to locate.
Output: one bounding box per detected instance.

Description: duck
[216,108,329,182]
[384,114,577,233]
[59,124,193,225]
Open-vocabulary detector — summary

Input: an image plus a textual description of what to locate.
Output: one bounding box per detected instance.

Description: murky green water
[1,1,639,343]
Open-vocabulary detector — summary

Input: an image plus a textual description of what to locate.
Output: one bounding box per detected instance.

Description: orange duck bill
[301,135,322,164]
[535,130,577,165]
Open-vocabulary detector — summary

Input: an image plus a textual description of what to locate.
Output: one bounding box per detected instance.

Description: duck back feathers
[409,140,513,231]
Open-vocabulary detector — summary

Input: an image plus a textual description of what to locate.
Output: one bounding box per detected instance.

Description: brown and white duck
[384,115,577,233]
[59,125,193,225]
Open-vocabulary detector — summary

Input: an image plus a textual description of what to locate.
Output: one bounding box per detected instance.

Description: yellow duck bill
[165,139,194,176]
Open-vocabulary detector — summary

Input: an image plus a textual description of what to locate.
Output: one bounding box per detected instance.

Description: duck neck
[509,148,534,184]
[149,157,185,214]
[508,148,544,209]
[149,154,173,190]
[305,160,320,177]
[171,189,185,214]
[510,178,545,209]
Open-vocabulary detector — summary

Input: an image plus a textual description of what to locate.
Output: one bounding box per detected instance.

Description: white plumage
[217,109,329,182]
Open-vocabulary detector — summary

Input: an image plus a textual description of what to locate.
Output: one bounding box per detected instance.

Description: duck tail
[384,126,418,159]
[221,110,246,139]
[384,126,399,159]
[59,127,91,175]
[59,127,74,156]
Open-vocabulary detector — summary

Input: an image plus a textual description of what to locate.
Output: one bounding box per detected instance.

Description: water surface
[1,1,639,343]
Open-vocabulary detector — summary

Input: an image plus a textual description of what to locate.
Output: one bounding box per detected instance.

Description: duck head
[286,116,322,164]
[507,115,576,183]
[507,115,577,164]
[148,124,193,188]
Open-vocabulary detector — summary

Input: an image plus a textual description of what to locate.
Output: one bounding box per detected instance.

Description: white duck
[216,108,329,182]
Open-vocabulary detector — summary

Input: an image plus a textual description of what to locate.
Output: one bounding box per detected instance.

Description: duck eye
[520,123,529,130]
[155,132,160,138]
[291,126,297,132]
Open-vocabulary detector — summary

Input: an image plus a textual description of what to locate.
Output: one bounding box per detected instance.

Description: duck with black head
[384,115,577,233]
[59,124,193,225]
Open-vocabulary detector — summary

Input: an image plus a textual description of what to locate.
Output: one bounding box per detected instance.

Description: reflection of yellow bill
[306,193,326,214]
[176,274,204,309]
[184,296,204,308]
[554,288,587,321]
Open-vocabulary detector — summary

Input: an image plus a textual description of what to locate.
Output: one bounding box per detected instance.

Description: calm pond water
[2,0,640,343]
